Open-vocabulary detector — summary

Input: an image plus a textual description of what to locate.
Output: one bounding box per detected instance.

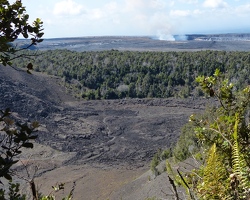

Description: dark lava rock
[0,66,215,167]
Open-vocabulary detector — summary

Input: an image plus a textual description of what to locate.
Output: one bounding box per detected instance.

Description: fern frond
[197,143,230,200]
[231,113,250,199]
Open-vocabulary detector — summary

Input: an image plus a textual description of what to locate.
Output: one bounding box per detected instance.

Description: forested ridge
[12,49,250,99]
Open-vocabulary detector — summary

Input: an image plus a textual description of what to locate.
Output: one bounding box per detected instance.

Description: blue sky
[20,0,250,39]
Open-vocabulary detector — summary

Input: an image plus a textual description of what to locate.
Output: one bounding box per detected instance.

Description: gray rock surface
[0,66,214,199]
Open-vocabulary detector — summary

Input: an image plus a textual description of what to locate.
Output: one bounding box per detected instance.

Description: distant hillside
[14,34,250,52]
[186,33,250,41]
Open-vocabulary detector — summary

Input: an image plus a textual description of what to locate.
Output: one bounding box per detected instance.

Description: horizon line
[15,32,250,40]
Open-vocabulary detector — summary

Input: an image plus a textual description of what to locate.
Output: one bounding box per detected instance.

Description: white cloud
[124,0,145,12]
[170,10,191,17]
[203,0,228,9]
[124,0,167,12]
[193,9,203,15]
[16,0,250,38]
[89,8,104,20]
[149,0,167,9]
[104,2,118,13]
[85,2,121,25]
[53,0,84,16]
[179,0,198,4]
[235,3,250,15]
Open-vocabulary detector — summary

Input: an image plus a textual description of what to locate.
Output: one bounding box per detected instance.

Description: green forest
[12,49,250,99]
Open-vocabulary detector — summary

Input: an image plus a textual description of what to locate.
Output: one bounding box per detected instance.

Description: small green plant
[173,122,200,161]
[0,182,26,200]
[39,182,75,200]
[150,153,160,175]
[150,148,168,175]
[160,148,172,160]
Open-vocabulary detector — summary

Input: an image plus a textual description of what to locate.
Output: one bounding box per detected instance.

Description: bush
[169,69,250,200]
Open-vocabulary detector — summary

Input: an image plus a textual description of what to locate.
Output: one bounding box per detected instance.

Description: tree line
[11,49,250,99]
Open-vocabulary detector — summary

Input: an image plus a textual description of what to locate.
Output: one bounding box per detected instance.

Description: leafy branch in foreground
[170,69,250,199]
[0,108,39,182]
[0,0,44,68]
[0,1,74,199]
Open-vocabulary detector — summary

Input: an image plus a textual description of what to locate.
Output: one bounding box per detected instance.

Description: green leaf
[14,138,21,143]
[37,33,44,38]
[3,173,12,181]
[11,160,19,165]
[22,32,28,38]
[37,39,44,43]
[22,142,33,148]
[1,145,8,150]
[6,151,13,157]
[29,135,38,140]
[18,132,28,141]
[214,68,220,77]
